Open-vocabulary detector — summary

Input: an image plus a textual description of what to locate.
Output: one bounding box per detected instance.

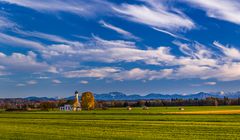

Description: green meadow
[0,106,240,140]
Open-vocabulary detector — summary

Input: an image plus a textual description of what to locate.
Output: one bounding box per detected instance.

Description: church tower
[73,90,81,111]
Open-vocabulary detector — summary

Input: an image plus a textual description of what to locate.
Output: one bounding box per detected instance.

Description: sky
[1,0,240,97]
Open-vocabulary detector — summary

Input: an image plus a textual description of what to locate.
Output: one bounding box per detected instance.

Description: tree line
[96,97,240,108]
[1,96,240,111]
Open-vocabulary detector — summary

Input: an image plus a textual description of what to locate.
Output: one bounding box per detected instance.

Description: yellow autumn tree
[81,92,95,110]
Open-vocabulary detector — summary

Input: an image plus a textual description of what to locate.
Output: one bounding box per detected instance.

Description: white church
[59,91,81,111]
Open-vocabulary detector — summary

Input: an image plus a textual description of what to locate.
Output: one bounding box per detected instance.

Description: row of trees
[1,96,240,111]
[96,97,240,108]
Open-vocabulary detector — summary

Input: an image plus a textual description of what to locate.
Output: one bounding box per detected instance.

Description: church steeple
[73,90,81,111]
[75,90,79,101]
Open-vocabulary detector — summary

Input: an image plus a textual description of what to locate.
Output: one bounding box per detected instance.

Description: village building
[60,104,72,111]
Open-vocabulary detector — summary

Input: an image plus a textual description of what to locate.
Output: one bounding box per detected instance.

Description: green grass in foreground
[0,106,240,140]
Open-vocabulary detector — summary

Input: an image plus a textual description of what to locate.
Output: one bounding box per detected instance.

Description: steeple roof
[75,90,78,94]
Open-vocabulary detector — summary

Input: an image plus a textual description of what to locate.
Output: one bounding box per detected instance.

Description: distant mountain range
[24,91,240,101]
[24,96,57,101]
[92,91,240,101]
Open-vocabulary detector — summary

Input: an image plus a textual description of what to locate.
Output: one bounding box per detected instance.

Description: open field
[0,106,240,140]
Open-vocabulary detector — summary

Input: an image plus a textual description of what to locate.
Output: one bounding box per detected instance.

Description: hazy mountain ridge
[90,91,240,100]
[23,91,240,101]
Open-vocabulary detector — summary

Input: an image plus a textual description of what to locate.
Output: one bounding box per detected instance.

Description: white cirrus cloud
[0,15,16,29]
[43,36,176,65]
[16,83,26,87]
[52,79,61,84]
[38,76,50,79]
[152,27,189,41]
[113,68,173,81]
[204,82,217,86]
[92,35,137,49]
[190,81,217,87]
[99,20,139,40]
[0,0,112,17]
[80,80,89,84]
[185,0,240,25]
[63,67,121,79]
[213,41,240,60]
[0,65,10,76]
[14,29,83,47]
[26,80,37,85]
[63,67,173,81]
[113,2,195,31]
[0,33,45,50]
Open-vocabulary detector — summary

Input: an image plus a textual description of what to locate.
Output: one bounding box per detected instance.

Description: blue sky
[1,0,240,97]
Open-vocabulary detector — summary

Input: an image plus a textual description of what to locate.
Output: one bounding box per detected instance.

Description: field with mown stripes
[0,106,239,140]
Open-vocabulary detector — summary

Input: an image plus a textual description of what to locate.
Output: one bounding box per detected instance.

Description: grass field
[0,106,240,140]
